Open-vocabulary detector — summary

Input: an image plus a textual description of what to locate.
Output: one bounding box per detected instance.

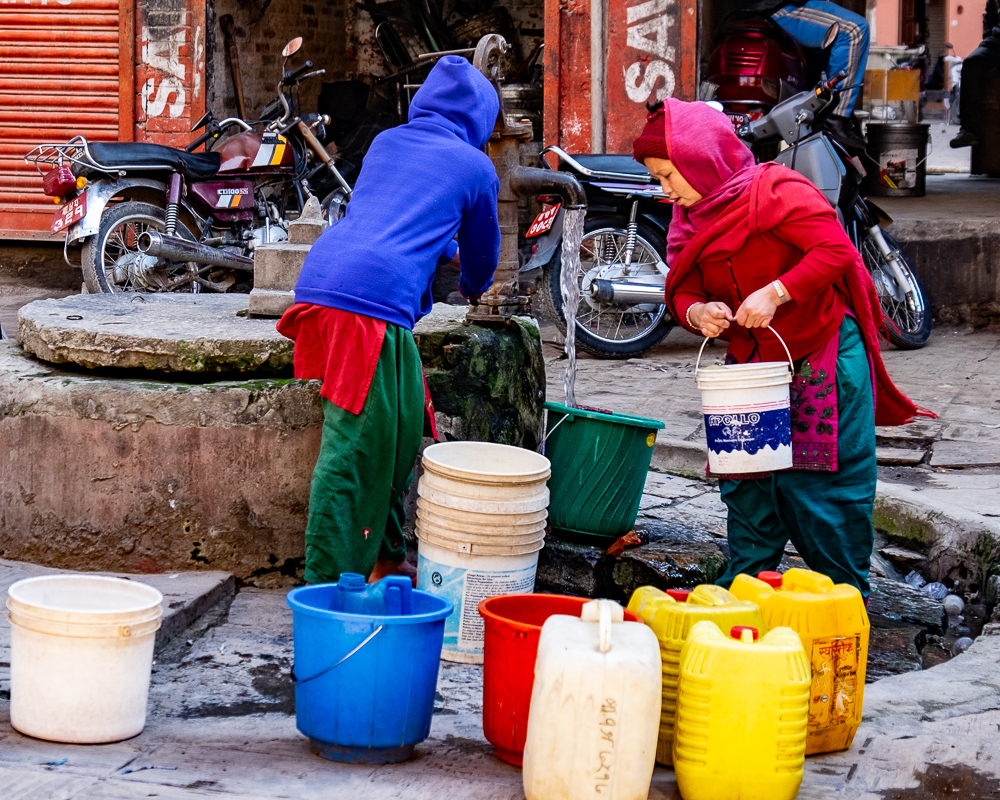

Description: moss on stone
[873,504,934,549]
[414,315,545,450]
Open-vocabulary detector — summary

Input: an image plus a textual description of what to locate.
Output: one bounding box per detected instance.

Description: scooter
[521,149,673,358]
[704,16,808,136]
[24,38,351,294]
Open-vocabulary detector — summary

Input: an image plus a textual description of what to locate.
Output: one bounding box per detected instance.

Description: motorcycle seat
[87,142,221,180]
[564,154,651,178]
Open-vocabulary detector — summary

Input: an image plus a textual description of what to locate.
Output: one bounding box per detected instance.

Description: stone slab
[248,288,294,318]
[251,243,310,290]
[0,559,234,656]
[876,446,927,466]
[17,294,293,374]
[287,219,323,246]
[930,440,1000,468]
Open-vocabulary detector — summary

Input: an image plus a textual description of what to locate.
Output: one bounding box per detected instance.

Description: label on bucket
[878,148,918,189]
[417,554,537,656]
[704,406,791,455]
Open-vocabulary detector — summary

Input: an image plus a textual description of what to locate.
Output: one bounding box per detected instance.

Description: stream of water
[559,209,586,409]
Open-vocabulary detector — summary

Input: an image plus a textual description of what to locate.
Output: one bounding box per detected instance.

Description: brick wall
[205,0,353,121]
[135,0,206,148]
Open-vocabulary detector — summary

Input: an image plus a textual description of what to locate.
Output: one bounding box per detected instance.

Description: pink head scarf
[661,99,758,265]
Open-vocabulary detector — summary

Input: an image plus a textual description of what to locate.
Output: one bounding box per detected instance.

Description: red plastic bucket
[478,594,639,766]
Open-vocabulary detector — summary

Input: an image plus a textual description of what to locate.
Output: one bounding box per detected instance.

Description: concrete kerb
[874,480,1000,589]
[0,559,235,655]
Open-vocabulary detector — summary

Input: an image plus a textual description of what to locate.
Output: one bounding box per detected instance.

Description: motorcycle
[533,74,931,357]
[24,37,351,294]
[522,149,674,358]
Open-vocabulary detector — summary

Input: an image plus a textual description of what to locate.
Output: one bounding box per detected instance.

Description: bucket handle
[542,409,572,444]
[291,624,384,686]
[695,325,793,374]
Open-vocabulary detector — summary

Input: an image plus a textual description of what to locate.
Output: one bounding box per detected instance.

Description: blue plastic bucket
[287,574,452,764]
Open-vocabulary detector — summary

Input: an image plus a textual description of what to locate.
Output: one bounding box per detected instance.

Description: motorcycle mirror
[191,111,212,132]
[822,22,840,50]
[282,38,303,58]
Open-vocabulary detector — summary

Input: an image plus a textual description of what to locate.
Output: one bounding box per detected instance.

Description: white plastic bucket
[417,526,545,555]
[695,328,794,475]
[416,502,548,536]
[416,536,540,664]
[418,481,550,514]
[7,575,163,743]
[422,441,551,485]
[415,443,550,662]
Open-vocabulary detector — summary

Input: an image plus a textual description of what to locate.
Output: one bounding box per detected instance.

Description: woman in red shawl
[632,99,929,597]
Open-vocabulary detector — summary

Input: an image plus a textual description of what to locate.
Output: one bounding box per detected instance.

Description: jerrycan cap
[730,625,759,642]
[757,571,783,588]
[338,573,367,591]
[665,589,691,602]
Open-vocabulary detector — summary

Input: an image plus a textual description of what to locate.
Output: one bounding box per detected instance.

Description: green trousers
[716,317,877,596]
[304,324,425,584]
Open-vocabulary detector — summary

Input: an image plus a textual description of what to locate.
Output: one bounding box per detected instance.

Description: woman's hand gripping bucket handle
[694,325,794,374]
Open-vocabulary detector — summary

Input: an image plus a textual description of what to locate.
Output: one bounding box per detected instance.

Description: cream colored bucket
[695,327,794,475]
[7,575,163,743]
[415,442,551,663]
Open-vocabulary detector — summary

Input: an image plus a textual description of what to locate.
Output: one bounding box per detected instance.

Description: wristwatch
[771,280,789,305]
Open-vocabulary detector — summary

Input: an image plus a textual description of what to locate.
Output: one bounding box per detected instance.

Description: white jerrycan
[522,599,662,800]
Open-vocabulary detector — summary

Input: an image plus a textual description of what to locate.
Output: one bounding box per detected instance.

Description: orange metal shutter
[0,0,133,239]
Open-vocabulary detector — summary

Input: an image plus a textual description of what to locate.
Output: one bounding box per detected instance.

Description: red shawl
[665,161,931,427]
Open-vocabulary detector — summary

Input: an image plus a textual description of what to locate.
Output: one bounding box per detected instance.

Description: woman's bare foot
[369,558,417,587]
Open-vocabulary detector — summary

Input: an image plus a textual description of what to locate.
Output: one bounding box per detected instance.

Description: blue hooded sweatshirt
[293,57,501,329]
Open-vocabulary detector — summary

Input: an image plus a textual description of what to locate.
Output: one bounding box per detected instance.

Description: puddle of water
[876,763,1000,799]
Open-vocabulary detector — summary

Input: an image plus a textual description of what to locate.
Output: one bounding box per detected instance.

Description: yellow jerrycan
[729,568,870,755]
[674,622,810,800]
[522,599,661,800]
[627,584,766,766]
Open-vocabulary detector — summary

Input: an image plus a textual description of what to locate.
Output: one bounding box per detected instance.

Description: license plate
[726,112,750,130]
[526,203,561,238]
[51,193,87,235]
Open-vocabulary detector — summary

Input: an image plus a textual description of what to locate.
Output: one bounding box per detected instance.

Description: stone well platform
[17,293,292,373]
[0,341,322,586]
[1,299,546,585]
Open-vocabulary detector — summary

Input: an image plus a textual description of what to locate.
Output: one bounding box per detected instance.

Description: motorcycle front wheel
[82,201,239,294]
[539,216,673,359]
[861,229,931,349]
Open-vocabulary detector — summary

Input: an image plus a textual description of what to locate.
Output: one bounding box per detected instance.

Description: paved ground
[925,122,971,174]
[877,173,1000,237]
[1,579,996,800]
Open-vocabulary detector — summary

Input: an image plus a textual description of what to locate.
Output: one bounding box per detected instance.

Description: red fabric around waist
[277,303,386,416]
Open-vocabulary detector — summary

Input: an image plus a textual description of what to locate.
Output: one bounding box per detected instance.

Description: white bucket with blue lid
[695,327,794,475]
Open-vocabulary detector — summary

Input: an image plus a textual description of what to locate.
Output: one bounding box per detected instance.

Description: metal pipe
[137,231,255,272]
[589,279,665,306]
[508,166,586,209]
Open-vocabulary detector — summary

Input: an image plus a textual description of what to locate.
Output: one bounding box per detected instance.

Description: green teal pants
[304,324,425,584]
[716,317,877,596]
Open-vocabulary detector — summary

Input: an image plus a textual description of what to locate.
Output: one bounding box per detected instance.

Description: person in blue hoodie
[278,56,500,586]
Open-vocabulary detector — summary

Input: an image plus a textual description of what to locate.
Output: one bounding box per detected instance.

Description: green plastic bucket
[543,402,665,541]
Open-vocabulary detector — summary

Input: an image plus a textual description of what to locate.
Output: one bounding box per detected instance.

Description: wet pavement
[0,586,996,799]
